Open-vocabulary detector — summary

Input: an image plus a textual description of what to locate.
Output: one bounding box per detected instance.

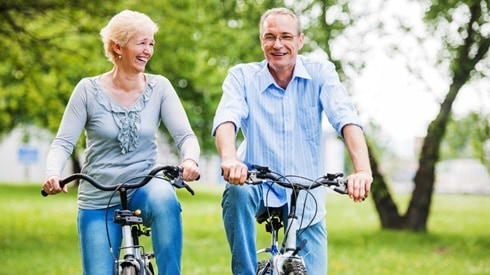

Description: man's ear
[297,33,305,50]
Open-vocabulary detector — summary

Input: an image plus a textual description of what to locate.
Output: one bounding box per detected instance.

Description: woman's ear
[111,41,123,56]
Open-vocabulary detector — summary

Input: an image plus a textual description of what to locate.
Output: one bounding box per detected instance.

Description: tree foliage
[0,0,353,153]
[441,112,490,171]
[0,1,117,136]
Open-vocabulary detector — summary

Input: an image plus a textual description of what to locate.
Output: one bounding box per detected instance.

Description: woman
[42,10,200,274]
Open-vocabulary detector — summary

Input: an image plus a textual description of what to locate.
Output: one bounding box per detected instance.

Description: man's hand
[221,159,248,185]
[346,171,373,202]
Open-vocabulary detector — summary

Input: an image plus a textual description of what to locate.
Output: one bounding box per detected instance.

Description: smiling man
[212,7,373,275]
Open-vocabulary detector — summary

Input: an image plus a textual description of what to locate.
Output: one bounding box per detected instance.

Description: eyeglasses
[261,34,297,44]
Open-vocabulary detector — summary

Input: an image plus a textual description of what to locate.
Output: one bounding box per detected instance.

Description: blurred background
[0,0,489,229]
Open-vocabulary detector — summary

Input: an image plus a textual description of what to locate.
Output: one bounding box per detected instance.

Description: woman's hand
[42,176,69,195]
[179,159,200,181]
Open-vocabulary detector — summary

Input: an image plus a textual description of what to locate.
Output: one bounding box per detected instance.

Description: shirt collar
[258,55,312,92]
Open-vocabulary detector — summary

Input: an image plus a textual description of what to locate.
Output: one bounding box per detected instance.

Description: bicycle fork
[257,214,307,275]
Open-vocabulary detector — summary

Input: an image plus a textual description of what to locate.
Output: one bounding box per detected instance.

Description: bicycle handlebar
[245,164,348,195]
[41,165,195,197]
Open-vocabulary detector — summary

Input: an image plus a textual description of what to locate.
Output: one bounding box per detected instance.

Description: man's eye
[281,35,294,40]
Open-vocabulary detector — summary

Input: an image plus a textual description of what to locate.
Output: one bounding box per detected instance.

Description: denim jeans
[222,183,327,275]
[78,177,182,275]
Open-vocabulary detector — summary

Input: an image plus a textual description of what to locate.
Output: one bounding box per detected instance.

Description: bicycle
[245,164,348,275]
[41,165,195,275]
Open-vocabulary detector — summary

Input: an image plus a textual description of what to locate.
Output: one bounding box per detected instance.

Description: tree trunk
[406,85,459,231]
[368,144,406,228]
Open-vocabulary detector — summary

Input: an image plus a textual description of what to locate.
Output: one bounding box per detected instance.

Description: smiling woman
[42,9,200,275]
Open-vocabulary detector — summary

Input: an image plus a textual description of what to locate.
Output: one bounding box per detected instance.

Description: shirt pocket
[298,106,321,142]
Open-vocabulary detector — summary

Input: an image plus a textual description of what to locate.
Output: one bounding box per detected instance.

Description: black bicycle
[246,164,348,275]
[41,165,194,275]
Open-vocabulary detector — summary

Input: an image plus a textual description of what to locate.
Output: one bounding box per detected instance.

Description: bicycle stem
[120,187,128,210]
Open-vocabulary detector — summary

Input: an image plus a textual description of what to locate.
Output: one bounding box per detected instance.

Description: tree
[369,0,489,230]
[0,0,118,136]
[0,0,121,171]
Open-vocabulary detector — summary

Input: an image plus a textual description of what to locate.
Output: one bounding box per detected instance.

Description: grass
[0,183,489,274]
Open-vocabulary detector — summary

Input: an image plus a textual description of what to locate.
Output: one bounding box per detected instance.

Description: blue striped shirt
[213,55,362,227]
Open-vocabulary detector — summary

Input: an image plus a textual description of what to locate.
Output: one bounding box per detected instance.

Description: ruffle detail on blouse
[92,75,154,154]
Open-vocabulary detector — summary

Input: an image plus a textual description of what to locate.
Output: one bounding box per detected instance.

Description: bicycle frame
[248,165,347,275]
[256,185,308,275]
[114,187,154,275]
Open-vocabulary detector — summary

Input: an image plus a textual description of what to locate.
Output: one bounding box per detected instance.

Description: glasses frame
[260,33,298,44]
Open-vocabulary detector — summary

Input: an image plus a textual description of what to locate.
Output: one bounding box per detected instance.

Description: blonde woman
[42,10,200,274]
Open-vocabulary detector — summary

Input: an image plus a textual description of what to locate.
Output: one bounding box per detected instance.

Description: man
[212,7,372,274]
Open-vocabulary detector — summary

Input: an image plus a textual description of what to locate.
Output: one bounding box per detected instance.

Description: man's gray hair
[259,7,301,37]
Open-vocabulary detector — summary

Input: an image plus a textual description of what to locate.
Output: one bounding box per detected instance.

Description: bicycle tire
[257,260,272,275]
[121,265,138,275]
[283,257,307,275]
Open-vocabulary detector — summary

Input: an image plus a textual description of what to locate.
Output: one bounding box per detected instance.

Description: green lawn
[0,183,489,274]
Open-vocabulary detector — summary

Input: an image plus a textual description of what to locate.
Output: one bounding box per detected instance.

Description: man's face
[260,14,304,74]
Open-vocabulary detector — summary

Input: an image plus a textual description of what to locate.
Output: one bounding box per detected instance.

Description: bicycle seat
[256,207,283,224]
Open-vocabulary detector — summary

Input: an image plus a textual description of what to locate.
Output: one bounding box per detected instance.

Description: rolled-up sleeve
[212,67,249,137]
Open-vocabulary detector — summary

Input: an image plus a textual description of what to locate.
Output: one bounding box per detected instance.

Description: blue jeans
[78,177,182,275]
[222,183,328,275]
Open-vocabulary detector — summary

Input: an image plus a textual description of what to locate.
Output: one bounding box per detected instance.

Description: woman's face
[260,14,304,74]
[120,31,155,73]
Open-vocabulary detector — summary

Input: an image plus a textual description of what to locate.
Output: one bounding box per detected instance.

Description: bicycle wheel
[257,260,272,275]
[121,265,138,275]
[283,257,307,275]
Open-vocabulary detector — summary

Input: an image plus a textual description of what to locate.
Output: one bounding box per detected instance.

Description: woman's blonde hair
[100,10,159,63]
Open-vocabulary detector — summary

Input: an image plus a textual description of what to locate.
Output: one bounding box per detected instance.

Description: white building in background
[0,127,57,183]
[435,158,490,194]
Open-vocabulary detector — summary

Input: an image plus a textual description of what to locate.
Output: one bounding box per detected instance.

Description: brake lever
[172,177,195,196]
[164,167,195,195]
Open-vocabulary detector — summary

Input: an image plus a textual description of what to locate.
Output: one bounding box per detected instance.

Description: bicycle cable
[105,181,127,262]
